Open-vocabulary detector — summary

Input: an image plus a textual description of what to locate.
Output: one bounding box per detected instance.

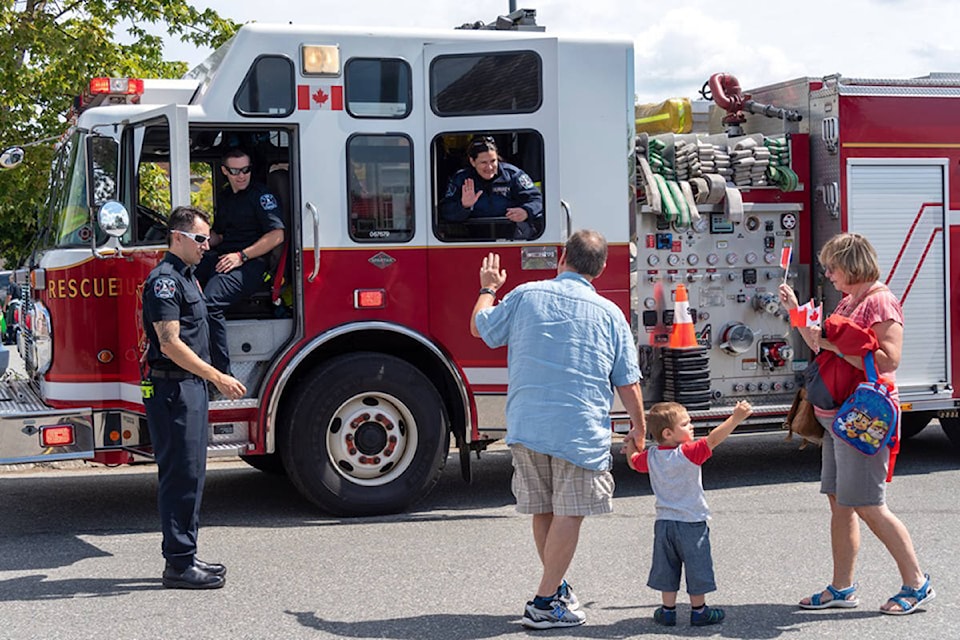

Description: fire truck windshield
[43,129,120,249]
[46,131,95,247]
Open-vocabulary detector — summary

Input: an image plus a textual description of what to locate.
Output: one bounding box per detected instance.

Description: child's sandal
[690,605,725,626]
[880,573,936,615]
[799,582,859,609]
[653,606,676,626]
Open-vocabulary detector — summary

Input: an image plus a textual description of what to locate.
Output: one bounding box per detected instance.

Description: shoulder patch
[260,194,279,211]
[517,173,534,190]
[154,277,177,300]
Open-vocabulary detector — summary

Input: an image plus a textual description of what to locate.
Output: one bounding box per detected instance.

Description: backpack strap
[864,351,879,383]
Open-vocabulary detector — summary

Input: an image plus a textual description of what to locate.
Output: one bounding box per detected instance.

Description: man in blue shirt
[470,229,646,629]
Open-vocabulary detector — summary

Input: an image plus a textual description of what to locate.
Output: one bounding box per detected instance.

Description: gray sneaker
[557,580,580,611]
[521,599,586,629]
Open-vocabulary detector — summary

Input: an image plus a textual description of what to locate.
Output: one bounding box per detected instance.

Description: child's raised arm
[705,400,753,450]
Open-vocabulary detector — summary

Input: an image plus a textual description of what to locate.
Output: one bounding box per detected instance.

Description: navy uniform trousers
[144,376,209,570]
[196,254,267,375]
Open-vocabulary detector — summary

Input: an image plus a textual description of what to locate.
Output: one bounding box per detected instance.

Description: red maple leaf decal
[808,308,820,322]
[312,87,328,106]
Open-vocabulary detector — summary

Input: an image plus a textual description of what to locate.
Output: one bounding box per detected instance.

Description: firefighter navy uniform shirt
[214,183,285,254]
[142,253,210,371]
[439,162,543,238]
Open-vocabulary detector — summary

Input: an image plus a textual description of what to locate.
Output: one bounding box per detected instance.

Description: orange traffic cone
[669,284,698,349]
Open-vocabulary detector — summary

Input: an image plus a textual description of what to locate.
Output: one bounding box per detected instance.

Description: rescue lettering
[47,277,121,299]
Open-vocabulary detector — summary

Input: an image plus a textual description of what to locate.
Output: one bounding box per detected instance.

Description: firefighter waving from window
[440,135,543,240]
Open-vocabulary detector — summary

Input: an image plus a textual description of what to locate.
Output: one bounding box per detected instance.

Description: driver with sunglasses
[196,148,285,382]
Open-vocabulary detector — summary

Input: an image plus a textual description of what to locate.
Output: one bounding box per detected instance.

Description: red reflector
[355,289,386,309]
[41,425,75,447]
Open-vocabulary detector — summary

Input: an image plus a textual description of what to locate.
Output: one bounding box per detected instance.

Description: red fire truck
[1,13,957,515]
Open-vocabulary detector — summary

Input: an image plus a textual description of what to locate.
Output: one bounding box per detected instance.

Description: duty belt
[150,368,198,381]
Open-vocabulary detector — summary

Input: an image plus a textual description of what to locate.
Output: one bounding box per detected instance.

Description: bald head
[563,229,608,278]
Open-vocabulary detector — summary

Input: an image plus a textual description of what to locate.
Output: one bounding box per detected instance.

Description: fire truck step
[207,442,251,457]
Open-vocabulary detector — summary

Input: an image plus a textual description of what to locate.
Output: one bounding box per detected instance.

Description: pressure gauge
[725,252,739,265]
[667,254,680,266]
[764,252,777,264]
[687,254,700,266]
[647,254,660,266]
[706,253,719,266]
[692,217,709,233]
[745,252,758,265]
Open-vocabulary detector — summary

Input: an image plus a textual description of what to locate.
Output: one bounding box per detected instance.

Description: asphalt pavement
[1,422,957,640]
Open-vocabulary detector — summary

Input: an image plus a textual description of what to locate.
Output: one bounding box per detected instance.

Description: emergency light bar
[75,77,144,112]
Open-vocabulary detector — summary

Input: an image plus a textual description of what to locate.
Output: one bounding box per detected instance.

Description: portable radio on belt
[139,343,153,399]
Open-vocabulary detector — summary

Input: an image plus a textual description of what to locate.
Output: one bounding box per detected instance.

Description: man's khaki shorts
[509,444,614,516]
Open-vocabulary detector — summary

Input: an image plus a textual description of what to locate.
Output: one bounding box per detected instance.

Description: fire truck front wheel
[280,352,450,516]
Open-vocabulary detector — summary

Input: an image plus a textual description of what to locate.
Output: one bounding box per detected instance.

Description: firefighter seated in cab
[439,135,543,240]
[196,147,285,378]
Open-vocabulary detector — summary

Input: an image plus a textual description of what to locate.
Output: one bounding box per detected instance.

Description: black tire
[279,352,450,516]
[239,453,286,475]
[899,411,933,440]
[938,416,960,450]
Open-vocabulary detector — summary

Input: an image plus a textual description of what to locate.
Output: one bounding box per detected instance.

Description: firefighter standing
[142,206,246,589]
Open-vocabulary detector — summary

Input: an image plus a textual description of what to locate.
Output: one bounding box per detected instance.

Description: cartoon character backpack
[831,352,899,456]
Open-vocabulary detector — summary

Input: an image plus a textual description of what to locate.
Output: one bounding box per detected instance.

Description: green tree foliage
[0,0,237,267]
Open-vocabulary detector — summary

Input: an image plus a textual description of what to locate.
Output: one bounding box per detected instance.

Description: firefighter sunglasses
[223,165,253,176]
[172,229,210,245]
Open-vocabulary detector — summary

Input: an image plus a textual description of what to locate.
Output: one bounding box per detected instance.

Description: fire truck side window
[346,134,414,243]
[433,131,545,242]
[429,51,542,116]
[235,55,295,117]
[344,58,412,118]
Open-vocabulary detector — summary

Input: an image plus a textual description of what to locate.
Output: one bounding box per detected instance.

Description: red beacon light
[75,77,144,112]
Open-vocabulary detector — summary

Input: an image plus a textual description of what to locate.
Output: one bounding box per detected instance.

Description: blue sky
[161,0,960,103]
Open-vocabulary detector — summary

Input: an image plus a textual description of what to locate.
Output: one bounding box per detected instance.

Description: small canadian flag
[297,85,343,111]
[789,299,822,328]
[780,245,792,271]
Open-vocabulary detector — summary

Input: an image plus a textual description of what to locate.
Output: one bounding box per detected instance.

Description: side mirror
[86,135,119,210]
[97,200,130,238]
[0,147,25,170]
[94,200,129,258]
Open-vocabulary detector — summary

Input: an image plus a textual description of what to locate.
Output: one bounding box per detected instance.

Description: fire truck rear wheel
[899,411,933,440]
[280,352,450,516]
[937,416,960,450]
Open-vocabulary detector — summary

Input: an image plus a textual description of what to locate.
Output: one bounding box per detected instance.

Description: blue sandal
[881,573,936,615]
[653,606,676,626]
[799,582,859,609]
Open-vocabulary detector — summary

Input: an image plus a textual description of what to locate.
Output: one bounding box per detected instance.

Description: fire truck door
[846,160,950,398]
[126,105,191,209]
[422,38,561,382]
